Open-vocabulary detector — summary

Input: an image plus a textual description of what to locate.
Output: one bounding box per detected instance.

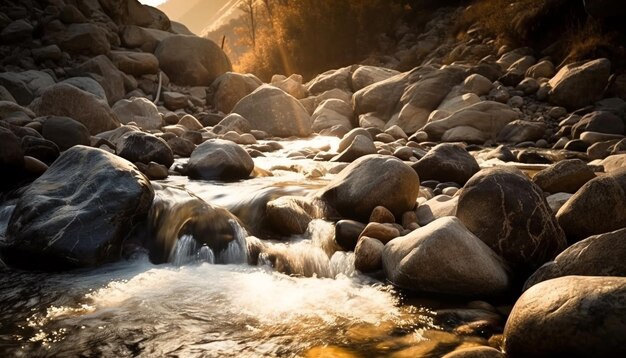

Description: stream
[0,137,493,357]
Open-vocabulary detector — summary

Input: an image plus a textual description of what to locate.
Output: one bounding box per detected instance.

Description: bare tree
[239,0,257,48]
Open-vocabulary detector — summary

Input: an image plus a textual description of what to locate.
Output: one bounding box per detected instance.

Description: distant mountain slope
[157,0,236,35]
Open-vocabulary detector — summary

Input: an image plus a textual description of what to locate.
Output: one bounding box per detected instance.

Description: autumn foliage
[234,0,403,81]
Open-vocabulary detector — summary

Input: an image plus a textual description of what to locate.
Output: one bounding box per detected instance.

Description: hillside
[157,0,235,35]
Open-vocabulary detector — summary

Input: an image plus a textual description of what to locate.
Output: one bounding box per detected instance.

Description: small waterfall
[215,219,248,264]
[170,235,215,266]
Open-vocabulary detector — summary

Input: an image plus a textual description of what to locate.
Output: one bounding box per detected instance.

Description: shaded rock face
[318,154,419,221]
[232,85,312,137]
[456,168,567,274]
[548,58,611,109]
[525,228,626,290]
[411,143,479,185]
[504,276,626,357]
[115,131,174,167]
[187,139,254,180]
[112,97,162,130]
[155,35,232,86]
[30,83,120,135]
[556,168,626,242]
[1,146,154,269]
[382,217,509,297]
[45,23,110,56]
[41,116,91,151]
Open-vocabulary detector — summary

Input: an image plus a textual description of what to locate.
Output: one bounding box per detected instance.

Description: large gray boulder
[75,55,126,105]
[556,168,626,242]
[457,168,567,273]
[155,35,232,86]
[525,228,626,290]
[187,139,254,180]
[548,58,611,109]
[504,276,626,357]
[232,85,312,137]
[1,146,154,269]
[30,83,120,135]
[383,217,509,297]
[209,72,262,114]
[318,154,419,221]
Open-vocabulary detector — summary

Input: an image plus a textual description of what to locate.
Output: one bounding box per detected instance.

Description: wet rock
[411,144,479,185]
[155,35,231,86]
[354,237,384,273]
[112,97,161,130]
[442,347,505,358]
[208,72,262,114]
[30,83,120,135]
[266,196,320,235]
[525,228,626,290]
[232,85,312,137]
[532,159,596,194]
[1,146,153,269]
[383,217,509,297]
[548,58,611,109]
[334,220,366,251]
[504,276,626,357]
[187,139,254,180]
[457,168,566,273]
[116,131,174,167]
[556,168,626,242]
[41,116,91,151]
[319,155,419,221]
[136,161,168,180]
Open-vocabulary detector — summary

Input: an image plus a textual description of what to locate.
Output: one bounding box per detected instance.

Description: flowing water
[0,137,488,357]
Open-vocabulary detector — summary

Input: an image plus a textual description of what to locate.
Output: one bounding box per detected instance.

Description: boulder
[318,155,419,221]
[266,196,320,235]
[496,120,546,143]
[208,72,262,114]
[215,113,251,134]
[1,146,153,269]
[525,228,626,289]
[504,276,626,357]
[21,136,60,164]
[115,131,174,167]
[331,134,376,163]
[354,237,384,273]
[600,154,626,172]
[548,58,611,109]
[61,77,107,101]
[187,139,254,180]
[109,50,159,76]
[75,55,126,105]
[30,83,120,135]
[526,60,555,79]
[155,35,231,86]
[416,195,459,226]
[120,25,174,52]
[532,159,596,194]
[457,168,567,272]
[306,66,353,95]
[311,99,353,133]
[46,23,110,56]
[163,91,188,110]
[271,74,307,99]
[334,220,366,251]
[423,101,521,142]
[462,73,492,96]
[0,70,56,106]
[556,168,626,242]
[411,144,479,185]
[353,71,409,120]
[382,217,509,297]
[351,66,400,92]
[572,111,625,138]
[40,116,91,151]
[232,85,312,137]
[0,19,33,43]
[112,97,161,130]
